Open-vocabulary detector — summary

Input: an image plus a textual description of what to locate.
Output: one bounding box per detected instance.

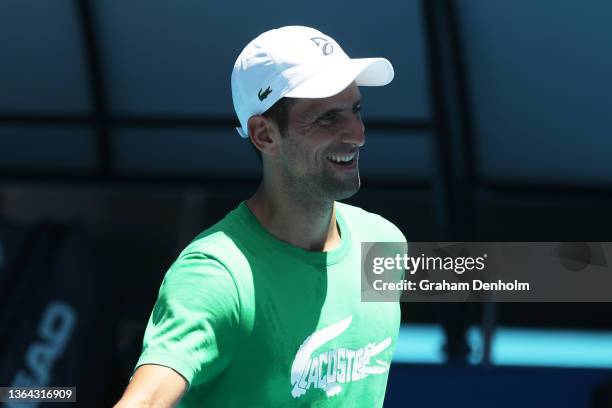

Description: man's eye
[317,113,337,125]
[353,105,362,115]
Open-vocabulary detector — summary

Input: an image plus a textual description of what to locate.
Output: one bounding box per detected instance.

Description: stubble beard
[319,166,361,201]
[296,160,362,203]
[279,145,362,205]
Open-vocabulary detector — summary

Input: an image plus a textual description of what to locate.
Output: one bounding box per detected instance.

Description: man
[115,25,406,407]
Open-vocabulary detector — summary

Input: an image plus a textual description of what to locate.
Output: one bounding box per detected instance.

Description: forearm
[113,365,187,408]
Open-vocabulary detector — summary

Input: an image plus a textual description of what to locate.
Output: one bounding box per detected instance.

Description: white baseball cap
[231,26,394,138]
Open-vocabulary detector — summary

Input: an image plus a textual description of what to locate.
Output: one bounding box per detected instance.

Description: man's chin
[330,180,361,201]
[316,171,362,201]
[334,188,360,201]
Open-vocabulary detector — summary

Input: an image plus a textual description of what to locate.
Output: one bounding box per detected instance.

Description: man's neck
[246,183,340,252]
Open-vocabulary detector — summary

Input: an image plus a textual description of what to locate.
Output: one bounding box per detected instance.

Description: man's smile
[326,151,358,169]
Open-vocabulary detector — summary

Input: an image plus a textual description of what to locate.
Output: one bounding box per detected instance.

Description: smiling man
[115,26,406,407]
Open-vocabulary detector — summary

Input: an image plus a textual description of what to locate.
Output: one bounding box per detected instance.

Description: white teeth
[327,153,356,163]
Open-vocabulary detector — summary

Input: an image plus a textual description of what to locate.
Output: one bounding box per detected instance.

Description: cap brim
[284,57,394,99]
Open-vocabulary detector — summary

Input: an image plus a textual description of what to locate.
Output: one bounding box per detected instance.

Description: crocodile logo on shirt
[290,315,392,398]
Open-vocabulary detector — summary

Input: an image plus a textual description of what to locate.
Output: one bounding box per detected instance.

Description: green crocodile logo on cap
[258,86,272,101]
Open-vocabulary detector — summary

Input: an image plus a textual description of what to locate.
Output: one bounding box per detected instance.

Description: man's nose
[343,115,366,147]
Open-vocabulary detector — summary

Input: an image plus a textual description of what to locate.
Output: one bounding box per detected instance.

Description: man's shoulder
[336,201,406,242]
[179,206,249,263]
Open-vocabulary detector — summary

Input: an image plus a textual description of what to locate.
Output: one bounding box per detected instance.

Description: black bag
[0,219,112,407]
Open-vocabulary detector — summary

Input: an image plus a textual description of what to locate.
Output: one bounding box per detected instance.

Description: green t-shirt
[136,201,406,407]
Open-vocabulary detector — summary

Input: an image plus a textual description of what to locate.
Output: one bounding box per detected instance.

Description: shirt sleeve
[135,251,241,388]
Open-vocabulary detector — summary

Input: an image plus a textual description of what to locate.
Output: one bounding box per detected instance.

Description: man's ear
[248,115,281,157]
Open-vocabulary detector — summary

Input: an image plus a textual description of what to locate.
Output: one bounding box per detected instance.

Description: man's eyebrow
[316,100,362,116]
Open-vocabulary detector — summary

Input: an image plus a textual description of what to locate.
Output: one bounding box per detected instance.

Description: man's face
[276,83,365,201]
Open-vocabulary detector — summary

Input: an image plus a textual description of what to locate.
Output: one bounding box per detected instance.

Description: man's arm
[115,252,241,407]
[113,364,188,408]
